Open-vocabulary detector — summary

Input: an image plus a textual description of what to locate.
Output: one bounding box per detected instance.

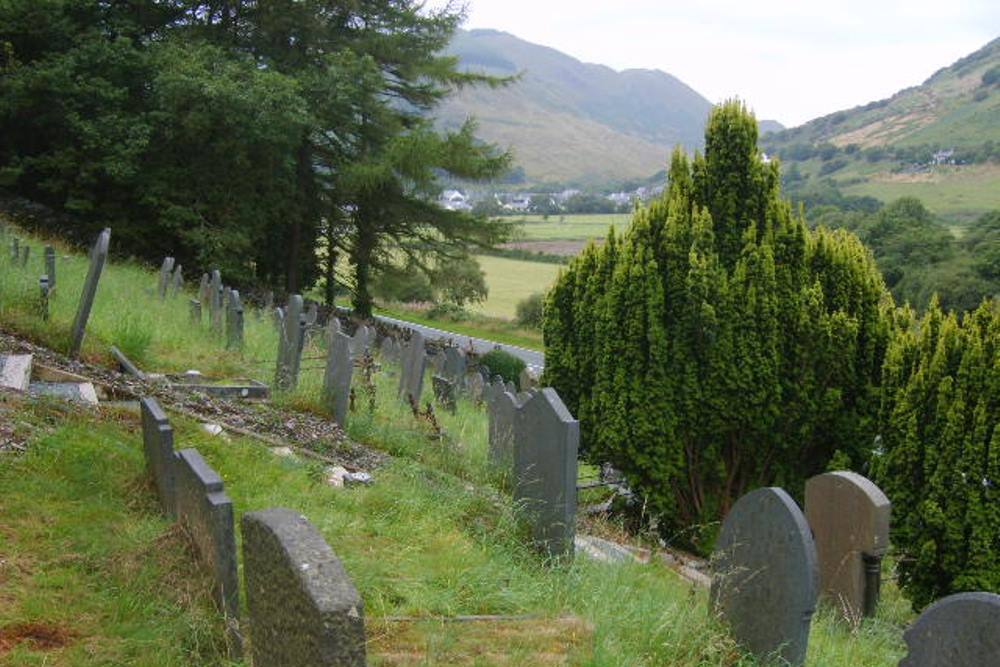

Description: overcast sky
[453,0,999,127]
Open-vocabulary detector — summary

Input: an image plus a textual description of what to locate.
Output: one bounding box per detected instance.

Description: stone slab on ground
[0,354,32,391]
[28,381,98,406]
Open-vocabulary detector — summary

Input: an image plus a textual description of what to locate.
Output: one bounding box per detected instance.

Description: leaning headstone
[397,331,426,404]
[432,375,457,413]
[169,263,183,298]
[443,347,467,384]
[513,388,579,558]
[710,487,819,667]
[69,228,111,358]
[274,295,305,391]
[140,397,176,517]
[900,592,1000,667]
[210,270,223,334]
[174,448,241,653]
[242,508,366,667]
[322,331,353,427]
[158,257,175,299]
[189,299,202,325]
[488,388,520,466]
[805,471,890,620]
[44,245,56,290]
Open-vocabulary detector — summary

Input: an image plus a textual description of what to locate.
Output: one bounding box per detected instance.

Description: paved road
[373,314,545,373]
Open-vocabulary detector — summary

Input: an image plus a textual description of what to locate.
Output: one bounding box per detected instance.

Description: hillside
[762,37,1000,220]
[441,30,780,186]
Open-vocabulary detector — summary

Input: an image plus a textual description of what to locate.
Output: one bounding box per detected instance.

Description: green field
[472,255,564,319]
[504,214,632,241]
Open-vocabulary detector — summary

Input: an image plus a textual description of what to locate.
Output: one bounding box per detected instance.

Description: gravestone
[190,299,202,324]
[465,371,485,402]
[20,244,29,267]
[263,290,274,311]
[158,257,175,299]
[174,448,241,651]
[519,367,538,392]
[140,397,177,517]
[483,376,505,406]
[505,380,517,395]
[242,508,366,667]
[199,273,210,313]
[710,487,819,667]
[275,295,305,391]
[323,331,353,427]
[10,236,19,262]
[0,354,33,391]
[69,228,111,358]
[513,388,579,558]
[443,347,467,384]
[226,290,244,350]
[44,246,56,290]
[170,264,183,298]
[488,388,520,466]
[38,275,50,321]
[304,302,318,326]
[900,591,1000,667]
[397,331,426,404]
[805,471,890,620]
[349,324,373,361]
[326,315,341,344]
[210,270,223,334]
[432,375,457,413]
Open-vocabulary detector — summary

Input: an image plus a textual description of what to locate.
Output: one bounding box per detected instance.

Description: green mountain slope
[762,38,1000,220]
[439,30,720,186]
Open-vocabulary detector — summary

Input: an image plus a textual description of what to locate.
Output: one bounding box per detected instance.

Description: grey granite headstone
[432,375,457,413]
[174,448,241,651]
[226,289,244,350]
[210,270,223,334]
[900,592,1000,667]
[465,371,485,402]
[140,397,176,517]
[275,295,304,390]
[349,324,373,361]
[69,228,110,358]
[513,388,579,558]
[242,508,366,667]
[443,347,467,384]
[505,380,517,395]
[323,331,353,427]
[326,315,342,345]
[199,273,210,311]
[44,246,56,290]
[397,331,426,404]
[304,302,318,326]
[158,257,175,299]
[38,275,50,321]
[710,487,819,667]
[805,471,890,620]
[9,236,17,262]
[488,388,520,466]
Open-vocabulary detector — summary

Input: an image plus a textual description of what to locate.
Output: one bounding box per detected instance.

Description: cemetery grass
[0,222,912,664]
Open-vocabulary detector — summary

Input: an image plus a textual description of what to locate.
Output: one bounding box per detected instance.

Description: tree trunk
[352,222,376,319]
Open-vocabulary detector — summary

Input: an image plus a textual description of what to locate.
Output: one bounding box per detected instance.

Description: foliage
[515,293,546,329]
[873,299,1000,609]
[432,255,489,307]
[543,101,895,551]
[478,349,526,384]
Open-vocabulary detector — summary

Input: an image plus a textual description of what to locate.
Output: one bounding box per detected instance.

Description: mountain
[762,38,1000,221]
[438,29,716,186]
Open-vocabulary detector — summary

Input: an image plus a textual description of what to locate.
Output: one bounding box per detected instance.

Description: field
[505,214,633,241]
[471,255,564,319]
[0,220,917,665]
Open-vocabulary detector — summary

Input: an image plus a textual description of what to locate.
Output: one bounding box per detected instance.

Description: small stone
[202,423,224,436]
[326,465,349,487]
[272,446,295,458]
[344,471,373,486]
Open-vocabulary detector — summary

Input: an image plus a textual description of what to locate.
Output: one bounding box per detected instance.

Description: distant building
[438,189,472,211]
[932,149,955,165]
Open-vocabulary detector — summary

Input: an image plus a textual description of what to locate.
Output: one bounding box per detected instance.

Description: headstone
[323,331,353,427]
[432,375,457,413]
[38,275,50,321]
[488,388,519,465]
[189,299,202,324]
[199,273,210,312]
[242,508,366,667]
[465,371,485,402]
[44,246,56,290]
[140,397,176,517]
[174,448,241,652]
[326,315,341,345]
[710,487,819,667]
[505,380,517,395]
[158,257,175,299]
[304,302,318,326]
[69,228,111,358]
[0,354,33,391]
[19,244,29,267]
[263,290,274,311]
[443,347,467,384]
[9,237,17,262]
[519,367,538,392]
[513,388,579,558]
[110,344,145,379]
[379,335,398,364]
[900,592,1000,667]
[805,471,890,620]
[483,376,505,406]
[226,290,244,350]
[275,295,304,390]
[397,331,426,404]
[349,324,372,361]
[210,270,223,334]
[28,381,98,406]
[169,263,183,298]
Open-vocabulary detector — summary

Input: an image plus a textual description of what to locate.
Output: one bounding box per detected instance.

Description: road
[373,313,545,373]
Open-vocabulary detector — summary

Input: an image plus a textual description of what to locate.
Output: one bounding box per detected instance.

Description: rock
[326,465,350,487]
[344,471,373,486]
[0,354,32,391]
[272,446,295,458]
[202,423,225,436]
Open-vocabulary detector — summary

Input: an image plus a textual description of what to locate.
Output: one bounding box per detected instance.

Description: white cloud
[448,0,999,126]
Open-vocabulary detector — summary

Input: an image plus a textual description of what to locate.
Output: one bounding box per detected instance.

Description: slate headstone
[140,397,176,517]
[38,275,50,321]
[805,471,890,620]
[174,448,241,651]
[10,237,18,262]
[465,371,485,402]
[44,245,56,290]
[443,347,467,384]
[397,331,426,404]
[432,375,457,413]
[69,228,111,358]
[710,487,819,667]
[170,263,183,298]
[190,299,202,325]
[304,302,318,326]
[349,324,373,361]
[19,244,29,267]
[326,315,342,345]
[488,388,520,466]
[900,591,1000,667]
[274,295,304,390]
[323,331,353,427]
[158,257,175,299]
[513,388,579,558]
[242,508,366,667]
[199,273,210,313]
[210,270,223,334]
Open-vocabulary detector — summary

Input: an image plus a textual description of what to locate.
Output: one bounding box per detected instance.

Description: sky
[452,0,999,127]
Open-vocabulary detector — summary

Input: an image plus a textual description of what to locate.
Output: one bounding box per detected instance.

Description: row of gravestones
[710,474,1000,666]
[140,397,368,665]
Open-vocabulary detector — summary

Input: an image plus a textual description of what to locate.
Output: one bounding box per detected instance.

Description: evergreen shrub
[479,349,526,384]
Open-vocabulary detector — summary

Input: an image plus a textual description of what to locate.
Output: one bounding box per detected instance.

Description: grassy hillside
[0,221,916,665]
[763,38,1000,220]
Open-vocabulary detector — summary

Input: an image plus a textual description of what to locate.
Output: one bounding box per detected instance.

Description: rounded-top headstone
[710,487,819,667]
[900,592,1000,666]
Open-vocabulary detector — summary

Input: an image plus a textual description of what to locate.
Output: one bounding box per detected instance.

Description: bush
[874,300,1000,609]
[426,302,470,321]
[478,349,525,384]
[515,293,545,329]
